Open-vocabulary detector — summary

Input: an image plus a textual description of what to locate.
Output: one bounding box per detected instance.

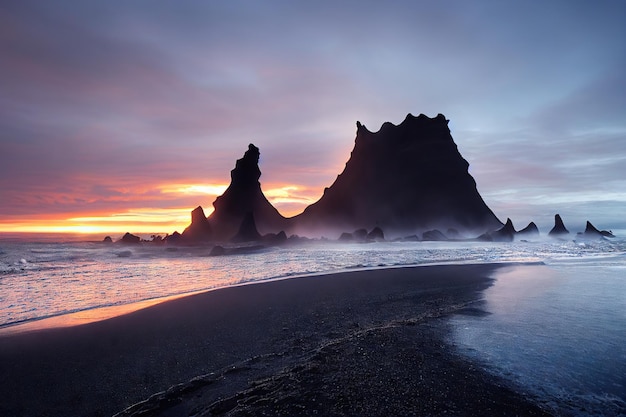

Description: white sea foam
[0,236,624,328]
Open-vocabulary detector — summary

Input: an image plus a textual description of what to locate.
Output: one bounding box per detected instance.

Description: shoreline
[0,263,552,416]
[0,260,539,336]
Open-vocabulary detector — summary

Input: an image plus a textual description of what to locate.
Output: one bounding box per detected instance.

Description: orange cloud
[263,184,321,217]
[159,183,229,196]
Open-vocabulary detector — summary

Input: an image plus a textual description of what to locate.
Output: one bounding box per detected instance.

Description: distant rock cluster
[466,214,613,243]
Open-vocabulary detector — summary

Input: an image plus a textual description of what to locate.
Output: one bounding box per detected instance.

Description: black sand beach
[0,263,551,416]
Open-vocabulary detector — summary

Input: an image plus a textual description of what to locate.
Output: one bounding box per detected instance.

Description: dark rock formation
[231,211,262,242]
[181,206,213,241]
[422,229,448,241]
[548,214,569,236]
[292,114,502,238]
[583,221,602,237]
[338,232,354,242]
[517,222,539,237]
[262,230,288,246]
[479,218,516,242]
[339,228,376,242]
[102,236,113,243]
[164,231,182,244]
[208,144,287,241]
[119,232,140,244]
[148,235,164,244]
[367,227,385,241]
[580,221,615,239]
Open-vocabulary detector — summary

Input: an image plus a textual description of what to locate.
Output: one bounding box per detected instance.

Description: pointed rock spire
[208,144,287,241]
[549,214,569,236]
[493,218,516,241]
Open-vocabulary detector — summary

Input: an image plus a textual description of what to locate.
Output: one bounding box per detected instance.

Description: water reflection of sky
[449,263,626,416]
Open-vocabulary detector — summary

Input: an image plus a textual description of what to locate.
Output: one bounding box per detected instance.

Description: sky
[1,0,625,235]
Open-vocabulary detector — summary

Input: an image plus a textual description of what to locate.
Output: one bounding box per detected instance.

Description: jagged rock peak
[549,214,569,235]
[355,113,449,135]
[584,221,599,234]
[231,143,261,187]
[500,218,516,233]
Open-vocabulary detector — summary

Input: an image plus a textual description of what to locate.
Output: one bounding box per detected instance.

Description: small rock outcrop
[581,221,615,239]
[517,222,539,237]
[548,214,569,236]
[182,206,213,241]
[262,231,288,246]
[164,231,182,244]
[120,232,140,244]
[338,232,354,242]
[338,228,381,242]
[102,236,113,243]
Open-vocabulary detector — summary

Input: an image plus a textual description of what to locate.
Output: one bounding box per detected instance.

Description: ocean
[1,232,625,416]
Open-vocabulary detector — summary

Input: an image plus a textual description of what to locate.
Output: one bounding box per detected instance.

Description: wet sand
[0,263,551,416]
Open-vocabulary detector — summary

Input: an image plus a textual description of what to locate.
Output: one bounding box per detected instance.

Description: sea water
[448,243,626,416]
[1,232,625,415]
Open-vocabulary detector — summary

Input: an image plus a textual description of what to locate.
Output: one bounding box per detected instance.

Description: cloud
[1,1,625,231]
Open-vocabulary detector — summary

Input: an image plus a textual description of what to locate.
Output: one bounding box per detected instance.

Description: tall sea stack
[208,144,287,241]
[292,114,502,237]
[548,214,569,236]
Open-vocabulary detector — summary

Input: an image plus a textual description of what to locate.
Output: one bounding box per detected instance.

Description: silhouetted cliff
[292,114,502,237]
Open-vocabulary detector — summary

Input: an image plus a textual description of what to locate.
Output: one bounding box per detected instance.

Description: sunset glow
[0,183,319,235]
[0,207,195,235]
[160,184,229,196]
[1,1,624,233]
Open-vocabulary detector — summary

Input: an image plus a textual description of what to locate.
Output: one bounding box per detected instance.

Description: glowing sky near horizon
[1,1,625,235]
